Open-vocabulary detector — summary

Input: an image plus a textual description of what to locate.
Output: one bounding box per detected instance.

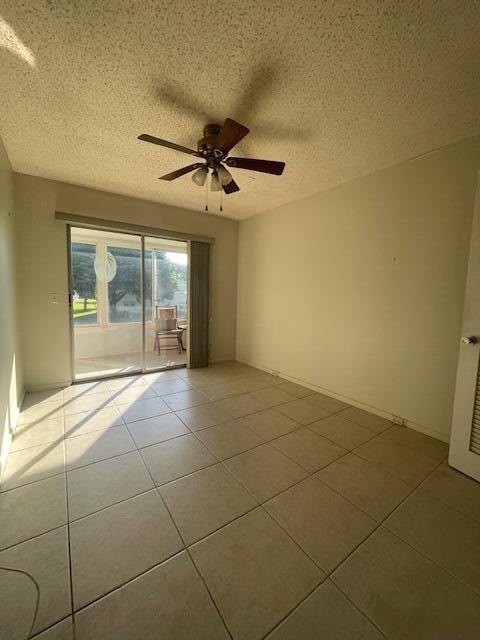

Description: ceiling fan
[137,118,285,198]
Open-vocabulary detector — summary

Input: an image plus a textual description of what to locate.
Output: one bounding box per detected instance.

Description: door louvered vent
[470,360,480,455]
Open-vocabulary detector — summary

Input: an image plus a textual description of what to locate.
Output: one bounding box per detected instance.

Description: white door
[449,175,480,481]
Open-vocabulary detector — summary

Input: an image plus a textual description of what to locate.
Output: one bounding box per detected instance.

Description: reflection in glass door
[70,227,143,380]
[144,237,188,371]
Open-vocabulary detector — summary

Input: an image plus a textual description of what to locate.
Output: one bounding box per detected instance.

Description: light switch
[50,293,58,304]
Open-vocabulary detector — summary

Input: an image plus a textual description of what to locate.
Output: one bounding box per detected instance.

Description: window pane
[71,242,98,325]
[107,246,142,323]
[153,251,187,319]
[174,256,188,320]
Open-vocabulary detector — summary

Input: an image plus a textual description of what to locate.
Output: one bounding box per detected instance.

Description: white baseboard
[25,381,72,392]
[236,356,450,444]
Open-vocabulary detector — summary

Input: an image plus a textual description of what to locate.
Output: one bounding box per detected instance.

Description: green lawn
[73,298,97,319]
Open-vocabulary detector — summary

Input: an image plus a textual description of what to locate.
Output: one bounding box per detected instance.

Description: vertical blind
[189,241,210,368]
[470,359,480,455]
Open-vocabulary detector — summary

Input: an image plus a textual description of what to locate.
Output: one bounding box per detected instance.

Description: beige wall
[237,137,480,441]
[14,174,238,389]
[0,137,23,473]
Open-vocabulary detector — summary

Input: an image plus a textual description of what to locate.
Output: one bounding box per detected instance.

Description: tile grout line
[0,458,458,590]
[304,420,384,449]
[416,484,480,526]
[13,366,264,443]
[11,370,466,640]
[211,418,388,638]
[12,377,338,459]
[269,429,369,476]
[310,577,391,640]
[5,405,450,527]
[0,468,67,495]
[151,406,291,639]
[7,395,342,458]
[312,425,445,486]
[326,456,450,577]
[383,521,480,595]
[0,481,155,554]
[7,375,181,635]
[262,455,449,640]
[208,434,448,638]
[0,524,67,556]
[205,425,444,573]
[381,489,480,598]
[128,416,235,640]
[60,372,225,627]
[312,471,402,523]
[71,548,186,614]
[183,501,262,547]
[10,369,465,639]
[202,441,338,578]
[263,439,408,524]
[69,549,186,615]
[5,403,299,480]
[19,370,323,416]
[131,401,325,491]
[379,428,449,462]
[11,396,345,460]
[67,484,157,526]
[62,432,77,640]
[3,389,119,491]
[259,579,329,640]
[259,574,389,640]
[177,440,332,640]
[213,442,374,552]
[63,383,211,480]
[30,614,73,639]
[4,401,452,518]
[348,444,444,485]
[324,456,452,634]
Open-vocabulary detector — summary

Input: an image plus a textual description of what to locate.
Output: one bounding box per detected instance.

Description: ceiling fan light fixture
[211,171,222,192]
[191,165,208,186]
[137,117,286,201]
[217,164,233,186]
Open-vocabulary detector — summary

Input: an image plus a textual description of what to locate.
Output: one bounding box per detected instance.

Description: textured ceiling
[1,1,480,220]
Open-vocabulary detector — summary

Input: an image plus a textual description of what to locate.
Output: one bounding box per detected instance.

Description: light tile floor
[74,350,187,380]
[1,361,479,639]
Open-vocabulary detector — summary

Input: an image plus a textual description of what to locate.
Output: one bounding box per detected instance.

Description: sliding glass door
[144,237,188,371]
[69,227,188,380]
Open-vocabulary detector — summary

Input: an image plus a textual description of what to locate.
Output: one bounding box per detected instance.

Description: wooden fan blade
[215,119,249,154]
[223,177,240,194]
[138,133,202,157]
[159,164,203,181]
[226,157,285,175]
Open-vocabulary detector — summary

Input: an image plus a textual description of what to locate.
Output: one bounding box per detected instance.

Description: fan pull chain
[220,189,223,213]
[205,179,209,212]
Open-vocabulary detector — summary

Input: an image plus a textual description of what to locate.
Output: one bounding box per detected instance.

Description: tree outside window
[71,242,98,325]
[107,247,183,323]
[71,241,185,325]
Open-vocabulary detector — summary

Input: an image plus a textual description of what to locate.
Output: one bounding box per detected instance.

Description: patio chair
[153,305,183,355]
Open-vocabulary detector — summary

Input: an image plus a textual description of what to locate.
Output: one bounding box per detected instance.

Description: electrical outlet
[392,415,406,426]
[50,293,58,305]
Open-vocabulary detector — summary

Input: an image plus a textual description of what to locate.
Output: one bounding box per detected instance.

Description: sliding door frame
[67,225,78,383]
[67,223,192,383]
[141,234,191,375]
[141,235,146,375]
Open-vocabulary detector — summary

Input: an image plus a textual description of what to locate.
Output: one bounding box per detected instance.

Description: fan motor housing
[198,123,223,159]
